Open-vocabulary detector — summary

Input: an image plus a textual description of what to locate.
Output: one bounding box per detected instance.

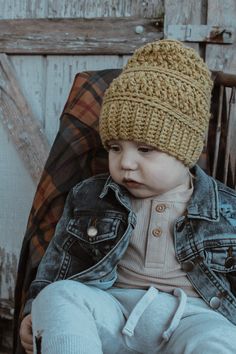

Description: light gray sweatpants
[32,280,236,354]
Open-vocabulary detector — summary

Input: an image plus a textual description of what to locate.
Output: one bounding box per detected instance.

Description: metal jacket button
[87,226,98,237]
[156,204,166,213]
[181,260,195,272]
[209,296,221,309]
[225,256,235,268]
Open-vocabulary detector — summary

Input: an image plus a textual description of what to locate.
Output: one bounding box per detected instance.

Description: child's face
[108,140,190,198]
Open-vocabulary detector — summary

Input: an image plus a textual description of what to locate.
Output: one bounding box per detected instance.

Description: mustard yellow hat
[99,39,213,167]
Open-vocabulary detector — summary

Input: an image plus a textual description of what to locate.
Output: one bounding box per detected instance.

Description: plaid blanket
[13,68,233,354]
[13,69,121,354]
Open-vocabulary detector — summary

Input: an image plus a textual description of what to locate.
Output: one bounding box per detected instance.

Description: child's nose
[120,152,137,170]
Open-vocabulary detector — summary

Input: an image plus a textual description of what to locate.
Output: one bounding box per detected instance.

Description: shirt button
[156,204,167,213]
[181,260,195,272]
[87,226,98,237]
[152,227,162,237]
[209,296,221,309]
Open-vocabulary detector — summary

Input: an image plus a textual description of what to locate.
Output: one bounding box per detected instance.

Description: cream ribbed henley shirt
[115,179,199,297]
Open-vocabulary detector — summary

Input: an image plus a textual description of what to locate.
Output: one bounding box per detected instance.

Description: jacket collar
[100,175,124,197]
[100,166,220,222]
[99,175,133,210]
[187,165,219,221]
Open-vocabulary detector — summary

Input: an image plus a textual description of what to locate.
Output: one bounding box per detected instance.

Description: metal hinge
[165,25,234,44]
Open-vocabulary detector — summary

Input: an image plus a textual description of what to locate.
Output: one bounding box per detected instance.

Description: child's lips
[123,179,142,188]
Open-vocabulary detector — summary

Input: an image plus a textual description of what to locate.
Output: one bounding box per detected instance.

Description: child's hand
[20,314,33,354]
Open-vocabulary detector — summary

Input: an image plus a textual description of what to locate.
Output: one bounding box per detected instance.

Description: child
[20,40,236,354]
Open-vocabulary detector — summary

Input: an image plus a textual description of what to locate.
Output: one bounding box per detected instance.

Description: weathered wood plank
[0,0,47,19]
[10,56,46,125]
[0,18,163,55]
[166,24,234,44]
[0,0,164,19]
[0,125,35,302]
[206,0,236,72]
[0,105,36,354]
[164,0,206,51]
[44,55,126,144]
[164,0,207,26]
[47,0,164,18]
[0,54,50,183]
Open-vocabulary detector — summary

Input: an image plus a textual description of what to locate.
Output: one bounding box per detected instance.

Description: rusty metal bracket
[165,25,234,44]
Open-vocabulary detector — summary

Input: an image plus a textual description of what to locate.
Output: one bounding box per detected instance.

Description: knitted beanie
[99,40,213,167]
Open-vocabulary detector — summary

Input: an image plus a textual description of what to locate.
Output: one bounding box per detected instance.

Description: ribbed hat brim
[100,96,206,167]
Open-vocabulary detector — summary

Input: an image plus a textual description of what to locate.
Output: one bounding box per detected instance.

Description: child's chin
[128,189,152,199]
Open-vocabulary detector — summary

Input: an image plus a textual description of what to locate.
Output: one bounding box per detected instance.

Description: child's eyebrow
[136,142,155,148]
[107,140,119,145]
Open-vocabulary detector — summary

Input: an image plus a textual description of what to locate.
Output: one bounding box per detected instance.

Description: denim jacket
[25,165,236,325]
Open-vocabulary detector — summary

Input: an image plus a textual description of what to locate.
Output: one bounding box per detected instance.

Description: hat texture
[99,40,213,167]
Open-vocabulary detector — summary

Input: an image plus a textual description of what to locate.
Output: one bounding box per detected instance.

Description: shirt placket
[145,200,170,268]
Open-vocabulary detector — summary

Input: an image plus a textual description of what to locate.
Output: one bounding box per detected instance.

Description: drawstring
[162,288,187,342]
[122,287,187,349]
[122,287,158,337]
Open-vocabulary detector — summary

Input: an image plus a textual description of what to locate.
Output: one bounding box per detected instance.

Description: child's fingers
[21,339,33,354]
[21,335,33,348]
[21,335,33,353]
[20,314,33,351]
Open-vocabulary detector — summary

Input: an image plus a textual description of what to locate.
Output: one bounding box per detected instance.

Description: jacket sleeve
[23,187,75,315]
[221,190,236,298]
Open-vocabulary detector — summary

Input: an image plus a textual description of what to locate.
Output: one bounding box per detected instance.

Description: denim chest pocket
[204,241,236,272]
[66,211,124,244]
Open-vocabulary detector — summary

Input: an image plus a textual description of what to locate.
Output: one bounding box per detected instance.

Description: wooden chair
[206,71,236,187]
[13,68,236,354]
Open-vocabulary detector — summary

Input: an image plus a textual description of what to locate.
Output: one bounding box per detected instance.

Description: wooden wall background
[0,0,235,352]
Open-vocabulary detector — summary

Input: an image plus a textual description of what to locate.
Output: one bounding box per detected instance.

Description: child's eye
[138,146,154,153]
[108,145,120,152]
